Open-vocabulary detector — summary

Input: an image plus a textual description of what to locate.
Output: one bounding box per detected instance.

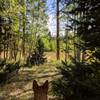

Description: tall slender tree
[52,0,100,99]
[56,0,60,60]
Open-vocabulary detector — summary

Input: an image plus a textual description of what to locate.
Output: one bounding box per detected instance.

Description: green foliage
[41,36,55,51]
[0,60,21,84]
[52,1,100,99]
[27,38,46,65]
[0,59,6,68]
[52,60,100,100]
[3,61,21,73]
[71,0,100,62]
[0,0,47,62]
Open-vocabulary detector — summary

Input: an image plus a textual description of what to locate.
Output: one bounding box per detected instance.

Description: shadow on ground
[0,63,61,100]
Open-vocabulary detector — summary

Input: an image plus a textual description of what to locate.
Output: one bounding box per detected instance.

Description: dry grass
[45,52,65,62]
[0,52,63,100]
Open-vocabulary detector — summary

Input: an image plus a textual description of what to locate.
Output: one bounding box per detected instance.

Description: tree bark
[56,0,60,60]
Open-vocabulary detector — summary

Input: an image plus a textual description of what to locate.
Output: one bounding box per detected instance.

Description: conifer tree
[52,0,100,100]
[27,37,46,65]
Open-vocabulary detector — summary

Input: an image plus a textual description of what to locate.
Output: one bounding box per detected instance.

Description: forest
[0,0,100,100]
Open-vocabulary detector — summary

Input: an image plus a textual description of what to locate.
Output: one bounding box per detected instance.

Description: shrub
[0,60,21,84]
[52,60,100,100]
[27,38,46,65]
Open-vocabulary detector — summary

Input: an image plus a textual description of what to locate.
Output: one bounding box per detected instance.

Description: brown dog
[33,80,48,100]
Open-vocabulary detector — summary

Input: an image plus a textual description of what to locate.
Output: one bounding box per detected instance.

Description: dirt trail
[0,63,60,100]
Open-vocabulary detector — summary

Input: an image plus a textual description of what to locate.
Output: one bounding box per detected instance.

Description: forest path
[0,62,61,100]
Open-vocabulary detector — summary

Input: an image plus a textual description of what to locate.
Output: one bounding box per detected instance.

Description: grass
[45,52,65,62]
[0,52,64,100]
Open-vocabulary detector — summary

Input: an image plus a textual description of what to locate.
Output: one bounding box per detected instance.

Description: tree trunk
[22,13,26,61]
[56,0,60,60]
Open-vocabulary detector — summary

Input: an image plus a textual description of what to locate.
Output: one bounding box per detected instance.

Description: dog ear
[33,80,38,91]
[42,80,48,90]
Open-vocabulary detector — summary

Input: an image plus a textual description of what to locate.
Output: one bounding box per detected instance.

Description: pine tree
[52,0,100,100]
[27,38,46,65]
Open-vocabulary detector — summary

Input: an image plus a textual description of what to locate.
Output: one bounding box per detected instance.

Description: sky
[46,0,65,36]
[46,0,56,36]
